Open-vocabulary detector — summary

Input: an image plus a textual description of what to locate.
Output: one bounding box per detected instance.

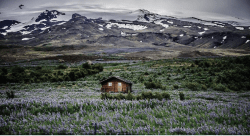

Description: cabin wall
[101,79,131,93]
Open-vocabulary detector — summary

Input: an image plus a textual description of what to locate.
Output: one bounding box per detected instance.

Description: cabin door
[118,82,122,92]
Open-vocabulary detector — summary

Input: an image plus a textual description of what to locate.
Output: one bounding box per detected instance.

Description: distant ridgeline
[0,62,103,83]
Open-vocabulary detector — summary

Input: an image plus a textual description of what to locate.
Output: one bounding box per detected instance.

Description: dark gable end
[100,76,133,84]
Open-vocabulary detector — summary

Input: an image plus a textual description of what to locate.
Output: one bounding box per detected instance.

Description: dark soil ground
[178,51,219,58]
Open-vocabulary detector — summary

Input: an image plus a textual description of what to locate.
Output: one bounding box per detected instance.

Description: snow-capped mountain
[0,10,66,36]
[0,9,250,49]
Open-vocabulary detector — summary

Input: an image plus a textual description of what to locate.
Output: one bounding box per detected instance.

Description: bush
[179,92,185,101]
[35,66,42,70]
[185,82,199,91]
[92,64,103,72]
[1,67,8,75]
[201,84,207,90]
[162,92,171,100]
[173,84,179,89]
[0,75,7,83]
[82,62,91,69]
[141,91,153,99]
[75,71,82,78]
[144,81,163,89]
[203,61,211,67]
[117,93,126,100]
[154,92,163,101]
[126,92,135,100]
[136,95,143,100]
[6,90,15,99]
[114,95,121,100]
[11,66,25,73]
[213,83,227,92]
[56,64,67,69]
[69,71,76,81]
[63,75,71,81]
[57,71,63,76]
[101,93,108,100]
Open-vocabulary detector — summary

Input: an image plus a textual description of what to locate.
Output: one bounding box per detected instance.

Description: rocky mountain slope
[0,9,250,49]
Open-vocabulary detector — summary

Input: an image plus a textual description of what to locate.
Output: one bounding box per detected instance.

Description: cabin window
[108,82,112,86]
[118,82,122,86]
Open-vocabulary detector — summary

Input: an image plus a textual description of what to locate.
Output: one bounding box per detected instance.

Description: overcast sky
[0,0,250,22]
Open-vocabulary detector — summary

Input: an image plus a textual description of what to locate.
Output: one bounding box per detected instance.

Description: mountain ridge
[0,9,250,50]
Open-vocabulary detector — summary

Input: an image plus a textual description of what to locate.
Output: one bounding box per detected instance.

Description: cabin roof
[100,76,133,84]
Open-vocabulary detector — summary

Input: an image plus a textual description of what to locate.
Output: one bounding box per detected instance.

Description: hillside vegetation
[0,63,103,83]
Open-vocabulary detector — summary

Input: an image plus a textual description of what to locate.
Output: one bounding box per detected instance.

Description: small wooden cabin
[100,76,132,93]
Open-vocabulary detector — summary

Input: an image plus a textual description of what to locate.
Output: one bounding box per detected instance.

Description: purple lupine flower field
[0,57,250,135]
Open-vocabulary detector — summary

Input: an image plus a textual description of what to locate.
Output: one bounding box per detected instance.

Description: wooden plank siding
[101,78,132,93]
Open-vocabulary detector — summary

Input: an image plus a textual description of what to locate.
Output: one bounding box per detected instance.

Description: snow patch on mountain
[221,36,227,43]
[167,21,173,24]
[20,31,33,35]
[1,10,66,36]
[22,37,35,41]
[198,31,206,35]
[235,27,244,30]
[106,22,147,30]
[154,20,169,28]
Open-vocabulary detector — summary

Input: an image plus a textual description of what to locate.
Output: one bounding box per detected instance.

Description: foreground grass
[0,56,250,134]
[0,94,249,135]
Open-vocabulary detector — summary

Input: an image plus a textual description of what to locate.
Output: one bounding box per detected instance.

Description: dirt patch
[89,47,159,55]
[227,50,250,54]
[178,51,219,58]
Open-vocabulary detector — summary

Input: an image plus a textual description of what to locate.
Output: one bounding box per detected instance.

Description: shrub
[154,92,163,101]
[57,71,63,76]
[107,93,114,99]
[185,82,199,91]
[144,81,163,89]
[82,62,91,69]
[141,91,153,99]
[6,90,15,99]
[0,75,7,83]
[57,77,63,82]
[179,92,185,101]
[114,95,121,100]
[194,60,200,65]
[203,61,211,67]
[162,92,171,100]
[201,84,207,90]
[63,75,71,81]
[126,92,134,100]
[11,66,25,73]
[101,93,108,100]
[35,66,42,70]
[1,67,8,75]
[75,71,82,78]
[213,83,227,92]
[117,93,126,100]
[92,64,103,72]
[56,64,67,69]
[144,72,149,75]
[69,71,76,81]
[136,95,143,100]
[173,84,179,89]
[50,77,58,82]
